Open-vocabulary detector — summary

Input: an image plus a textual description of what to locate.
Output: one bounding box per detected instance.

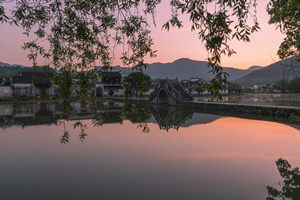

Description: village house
[0,70,127,100]
[0,77,12,99]
[180,77,209,95]
[11,70,57,98]
[95,71,125,97]
[180,77,230,95]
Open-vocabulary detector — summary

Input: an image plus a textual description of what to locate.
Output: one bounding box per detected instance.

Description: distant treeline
[273,76,300,93]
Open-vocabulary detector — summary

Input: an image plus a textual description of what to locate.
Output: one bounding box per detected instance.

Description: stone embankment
[182,101,300,117]
[110,97,300,117]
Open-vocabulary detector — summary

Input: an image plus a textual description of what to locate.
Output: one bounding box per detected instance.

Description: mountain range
[99,58,261,82]
[1,56,300,86]
[234,56,300,86]
[0,61,26,68]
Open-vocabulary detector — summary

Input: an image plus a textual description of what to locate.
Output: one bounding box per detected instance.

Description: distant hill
[235,56,300,86]
[143,58,254,81]
[247,66,263,71]
[1,58,269,82]
[97,58,257,82]
[0,61,27,68]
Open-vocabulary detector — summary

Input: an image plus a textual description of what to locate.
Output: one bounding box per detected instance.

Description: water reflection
[0,102,63,128]
[1,109,300,199]
[150,105,193,131]
[1,101,300,133]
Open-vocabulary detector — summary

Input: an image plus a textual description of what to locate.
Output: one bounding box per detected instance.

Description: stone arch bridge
[149,79,193,105]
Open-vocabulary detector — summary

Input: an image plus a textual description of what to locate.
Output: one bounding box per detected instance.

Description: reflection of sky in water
[0,117,300,199]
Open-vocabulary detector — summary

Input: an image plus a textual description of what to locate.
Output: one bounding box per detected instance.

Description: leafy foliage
[123,71,151,98]
[228,82,242,94]
[289,76,300,93]
[273,78,289,93]
[267,158,300,200]
[2,0,159,114]
[1,0,262,103]
[163,0,260,99]
[195,86,205,95]
[122,103,151,133]
[267,0,300,60]
[272,76,300,93]
[0,1,8,23]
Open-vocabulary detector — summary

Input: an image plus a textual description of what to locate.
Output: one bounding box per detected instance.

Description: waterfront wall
[182,101,300,117]
[110,97,300,117]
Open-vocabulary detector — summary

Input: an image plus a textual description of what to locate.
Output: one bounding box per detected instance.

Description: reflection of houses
[101,101,123,124]
[0,101,125,127]
[69,102,93,120]
[68,101,124,124]
[95,72,124,97]
[0,102,64,128]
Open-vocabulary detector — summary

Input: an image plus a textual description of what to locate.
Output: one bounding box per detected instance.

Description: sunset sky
[0,0,285,69]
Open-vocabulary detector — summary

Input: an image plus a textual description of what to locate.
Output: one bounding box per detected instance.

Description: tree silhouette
[267,158,300,200]
[0,0,261,101]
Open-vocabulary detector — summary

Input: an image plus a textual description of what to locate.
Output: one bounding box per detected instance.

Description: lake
[0,101,299,199]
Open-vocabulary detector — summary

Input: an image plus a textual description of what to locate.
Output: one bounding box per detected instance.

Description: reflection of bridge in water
[1,101,300,131]
[0,101,217,131]
[150,105,194,131]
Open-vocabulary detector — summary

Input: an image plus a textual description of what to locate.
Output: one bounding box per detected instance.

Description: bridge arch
[149,79,193,105]
[158,88,168,104]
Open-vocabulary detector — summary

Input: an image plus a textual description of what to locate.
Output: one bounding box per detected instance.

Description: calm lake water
[0,101,300,200]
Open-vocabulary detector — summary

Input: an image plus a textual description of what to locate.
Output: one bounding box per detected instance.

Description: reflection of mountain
[180,113,222,127]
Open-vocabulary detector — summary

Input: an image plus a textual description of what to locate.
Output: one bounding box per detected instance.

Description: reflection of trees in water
[0,101,198,141]
[5,100,300,144]
[267,158,300,200]
[122,103,152,133]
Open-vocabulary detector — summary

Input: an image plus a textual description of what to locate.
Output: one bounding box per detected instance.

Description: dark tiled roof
[104,85,123,89]
[102,71,122,77]
[12,71,54,85]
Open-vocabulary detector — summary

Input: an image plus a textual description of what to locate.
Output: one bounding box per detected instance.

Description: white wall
[0,86,12,99]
